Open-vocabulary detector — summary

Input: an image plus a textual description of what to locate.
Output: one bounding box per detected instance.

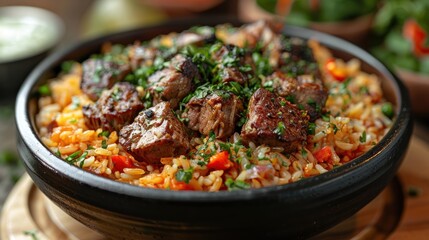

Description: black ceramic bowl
[15,18,412,239]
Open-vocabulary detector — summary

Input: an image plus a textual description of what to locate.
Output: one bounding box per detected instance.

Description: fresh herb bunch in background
[371,0,429,74]
[257,0,379,26]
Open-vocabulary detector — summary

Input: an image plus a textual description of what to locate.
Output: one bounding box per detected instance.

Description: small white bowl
[0,6,64,98]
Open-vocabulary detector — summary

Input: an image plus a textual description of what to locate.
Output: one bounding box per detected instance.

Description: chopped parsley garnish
[331,123,339,134]
[154,86,164,93]
[322,113,330,122]
[175,168,194,184]
[307,122,316,135]
[225,178,250,191]
[359,131,367,143]
[101,140,108,149]
[301,148,308,158]
[273,121,286,135]
[98,131,110,138]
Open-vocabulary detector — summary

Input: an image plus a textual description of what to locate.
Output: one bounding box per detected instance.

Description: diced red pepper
[325,58,347,82]
[313,146,333,164]
[170,179,194,191]
[111,155,134,172]
[207,151,232,170]
[403,19,429,57]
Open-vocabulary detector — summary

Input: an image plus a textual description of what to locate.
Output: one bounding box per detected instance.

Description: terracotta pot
[239,0,373,47]
[396,68,429,116]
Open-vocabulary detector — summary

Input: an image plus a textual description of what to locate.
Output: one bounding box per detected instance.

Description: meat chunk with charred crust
[119,102,190,164]
[82,82,144,132]
[148,54,199,109]
[211,44,250,85]
[263,71,327,121]
[241,88,309,153]
[183,92,244,139]
[175,26,216,47]
[127,43,157,70]
[80,59,131,101]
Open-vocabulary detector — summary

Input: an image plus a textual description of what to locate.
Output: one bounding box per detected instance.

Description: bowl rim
[15,19,411,202]
[0,5,65,64]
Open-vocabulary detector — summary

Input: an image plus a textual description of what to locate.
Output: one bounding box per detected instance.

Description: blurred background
[1,0,429,211]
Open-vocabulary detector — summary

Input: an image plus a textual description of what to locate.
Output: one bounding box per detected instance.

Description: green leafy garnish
[360,131,367,143]
[225,178,251,191]
[175,168,194,184]
[273,121,286,135]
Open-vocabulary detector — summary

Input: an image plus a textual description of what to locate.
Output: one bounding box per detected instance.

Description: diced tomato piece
[207,151,232,170]
[111,155,134,172]
[313,146,333,164]
[325,58,347,81]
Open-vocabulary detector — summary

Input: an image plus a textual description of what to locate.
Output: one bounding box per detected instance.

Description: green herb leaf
[359,131,367,143]
[273,121,286,136]
[175,168,194,184]
[98,131,110,138]
[101,140,108,149]
[225,178,250,191]
[307,122,316,135]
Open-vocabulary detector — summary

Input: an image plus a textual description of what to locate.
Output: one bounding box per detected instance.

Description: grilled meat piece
[241,88,309,153]
[82,82,144,132]
[119,102,190,164]
[148,54,199,109]
[211,44,250,85]
[80,58,131,101]
[279,38,321,78]
[127,43,157,70]
[183,92,244,139]
[218,20,282,49]
[263,71,327,121]
[175,26,216,47]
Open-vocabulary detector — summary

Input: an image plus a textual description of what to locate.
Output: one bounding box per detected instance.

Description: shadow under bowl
[15,18,412,239]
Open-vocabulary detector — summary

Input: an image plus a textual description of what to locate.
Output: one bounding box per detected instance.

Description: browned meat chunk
[119,102,190,164]
[80,59,131,101]
[211,44,250,85]
[148,54,199,109]
[263,71,327,121]
[175,26,216,47]
[241,88,309,153]
[183,92,244,139]
[127,43,157,70]
[82,82,144,132]
[279,38,321,78]
[218,20,282,49]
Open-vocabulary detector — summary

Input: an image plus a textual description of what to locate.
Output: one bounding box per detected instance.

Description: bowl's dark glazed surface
[16,18,412,239]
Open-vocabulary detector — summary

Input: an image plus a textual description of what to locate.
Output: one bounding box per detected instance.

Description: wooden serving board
[1,135,428,240]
